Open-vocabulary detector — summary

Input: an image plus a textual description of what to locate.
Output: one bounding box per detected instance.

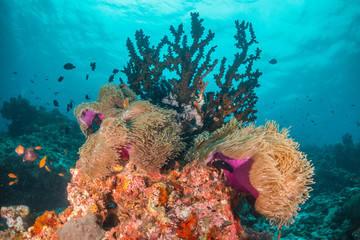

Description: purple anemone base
[80,110,104,127]
[207,151,259,199]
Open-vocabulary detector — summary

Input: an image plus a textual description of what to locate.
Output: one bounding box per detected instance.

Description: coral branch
[122,12,262,134]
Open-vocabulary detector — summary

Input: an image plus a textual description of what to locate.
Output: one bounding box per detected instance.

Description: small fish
[8,173,17,179]
[53,100,59,107]
[331,110,335,113]
[13,72,18,75]
[15,145,25,155]
[9,179,19,186]
[39,155,47,168]
[352,104,356,107]
[113,69,119,74]
[66,100,74,112]
[58,173,65,176]
[30,80,34,83]
[64,149,68,155]
[90,62,96,71]
[35,146,42,150]
[23,148,38,163]
[86,74,89,80]
[85,94,91,100]
[210,160,234,173]
[269,59,277,64]
[58,76,64,82]
[64,63,75,70]
[123,98,129,108]
[54,92,59,95]
[45,165,51,172]
[109,74,114,82]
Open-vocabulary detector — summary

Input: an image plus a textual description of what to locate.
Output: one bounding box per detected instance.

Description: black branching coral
[122,12,262,133]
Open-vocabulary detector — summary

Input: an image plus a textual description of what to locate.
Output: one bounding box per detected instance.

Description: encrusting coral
[0,205,31,232]
[186,118,315,228]
[74,84,185,178]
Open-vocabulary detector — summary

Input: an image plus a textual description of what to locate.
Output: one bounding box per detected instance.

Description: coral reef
[0,97,83,214]
[1,96,38,137]
[0,14,326,240]
[47,161,247,239]
[16,103,315,239]
[332,133,360,173]
[122,12,261,133]
[74,84,185,178]
[186,119,314,228]
[1,205,31,232]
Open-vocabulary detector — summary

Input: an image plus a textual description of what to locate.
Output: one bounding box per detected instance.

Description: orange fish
[8,173,17,178]
[39,155,47,168]
[45,165,51,172]
[35,146,42,150]
[15,145,25,155]
[9,179,19,186]
[58,173,64,176]
[124,97,129,108]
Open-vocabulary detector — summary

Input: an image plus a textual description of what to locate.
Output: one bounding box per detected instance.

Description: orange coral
[31,211,60,235]
[177,215,199,240]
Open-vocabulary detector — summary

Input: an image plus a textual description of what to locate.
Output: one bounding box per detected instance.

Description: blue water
[0,0,359,146]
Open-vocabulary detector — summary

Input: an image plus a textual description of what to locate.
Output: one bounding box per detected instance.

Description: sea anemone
[186,118,315,228]
[75,89,185,178]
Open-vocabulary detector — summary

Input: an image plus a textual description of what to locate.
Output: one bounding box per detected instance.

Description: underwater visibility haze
[0,0,359,239]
